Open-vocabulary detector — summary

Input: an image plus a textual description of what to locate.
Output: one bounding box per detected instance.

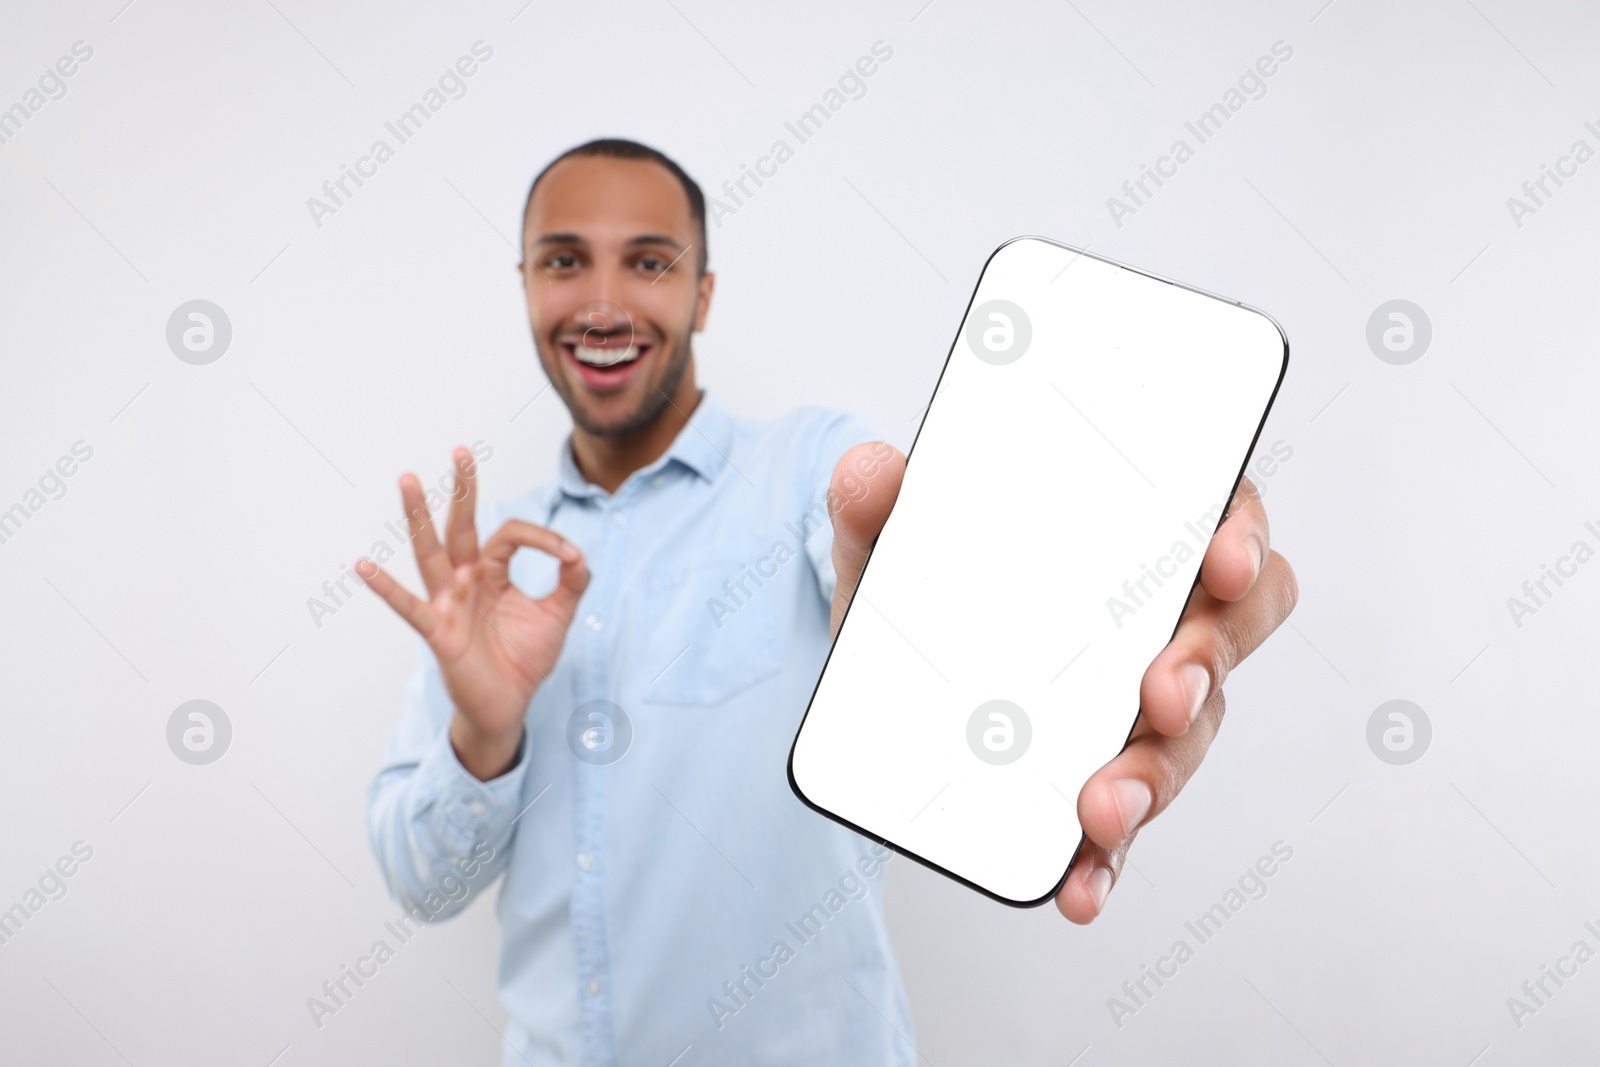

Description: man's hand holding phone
[355,447,591,781]
[825,443,1299,923]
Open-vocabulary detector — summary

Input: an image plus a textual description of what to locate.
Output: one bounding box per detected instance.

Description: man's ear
[693,270,716,332]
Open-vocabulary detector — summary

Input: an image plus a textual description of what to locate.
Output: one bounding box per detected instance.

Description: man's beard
[546,329,694,440]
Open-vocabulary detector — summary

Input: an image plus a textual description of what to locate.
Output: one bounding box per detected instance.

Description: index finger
[444,446,481,569]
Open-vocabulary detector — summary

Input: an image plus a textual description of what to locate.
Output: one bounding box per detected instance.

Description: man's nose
[588,260,626,308]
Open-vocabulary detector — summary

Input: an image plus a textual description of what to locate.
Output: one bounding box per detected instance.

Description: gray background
[1,0,1595,1063]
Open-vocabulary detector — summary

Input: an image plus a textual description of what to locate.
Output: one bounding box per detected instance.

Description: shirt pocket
[638,536,783,707]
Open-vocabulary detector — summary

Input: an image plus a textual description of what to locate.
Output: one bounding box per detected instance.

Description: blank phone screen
[790,237,1288,905]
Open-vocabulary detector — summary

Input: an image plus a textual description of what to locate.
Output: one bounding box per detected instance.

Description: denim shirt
[366,391,916,1066]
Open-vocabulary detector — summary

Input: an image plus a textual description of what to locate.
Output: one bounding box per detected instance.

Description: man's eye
[638,257,667,273]
[545,254,579,270]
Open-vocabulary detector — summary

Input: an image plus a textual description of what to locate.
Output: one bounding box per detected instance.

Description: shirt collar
[546,390,733,514]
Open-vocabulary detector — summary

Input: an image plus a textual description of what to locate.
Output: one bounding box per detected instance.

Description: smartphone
[788,237,1289,906]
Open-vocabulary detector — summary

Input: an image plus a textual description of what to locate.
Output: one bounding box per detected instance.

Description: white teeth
[573,344,638,367]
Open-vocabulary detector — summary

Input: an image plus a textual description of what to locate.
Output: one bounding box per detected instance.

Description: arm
[358,447,589,919]
[365,644,530,922]
[826,445,1298,923]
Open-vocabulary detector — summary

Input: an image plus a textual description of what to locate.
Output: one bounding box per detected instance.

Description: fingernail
[1111,778,1152,839]
[1086,864,1112,912]
[1178,662,1210,724]
[1247,531,1266,576]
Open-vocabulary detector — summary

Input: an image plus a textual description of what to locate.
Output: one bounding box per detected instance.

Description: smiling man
[359,139,1298,1066]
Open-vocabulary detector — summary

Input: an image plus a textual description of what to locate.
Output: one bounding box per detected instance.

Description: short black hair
[521,138,708,274]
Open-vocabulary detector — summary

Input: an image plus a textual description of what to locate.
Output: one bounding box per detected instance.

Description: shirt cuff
[409,726,531,859]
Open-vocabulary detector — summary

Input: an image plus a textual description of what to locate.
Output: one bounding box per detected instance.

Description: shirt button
[584,614,602,631]
[651,474,666,488]
[576,852,593,872]
[587,978,603,996]
[610,512,625,527]
[468,800,485,816]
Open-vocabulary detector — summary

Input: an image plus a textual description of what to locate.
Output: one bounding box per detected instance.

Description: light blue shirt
[367,392,916,1066]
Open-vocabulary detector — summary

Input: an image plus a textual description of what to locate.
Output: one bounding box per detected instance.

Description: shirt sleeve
[364,637,531,923]
[801,409,887,605]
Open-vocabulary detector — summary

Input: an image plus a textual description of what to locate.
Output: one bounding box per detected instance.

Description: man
[357,139,1297,1065]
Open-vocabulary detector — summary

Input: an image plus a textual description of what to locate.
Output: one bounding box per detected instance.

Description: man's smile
[560,333,653,391]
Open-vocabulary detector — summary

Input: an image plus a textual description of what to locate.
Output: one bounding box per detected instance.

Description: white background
[0,0,1596,1064]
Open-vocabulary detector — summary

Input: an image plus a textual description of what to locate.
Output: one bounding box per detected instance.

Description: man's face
[520,155,713,438]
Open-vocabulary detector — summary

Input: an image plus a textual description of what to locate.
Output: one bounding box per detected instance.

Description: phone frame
[787,235,1291,908]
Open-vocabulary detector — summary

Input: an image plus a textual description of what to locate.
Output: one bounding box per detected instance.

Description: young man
[358,139,1297,1065]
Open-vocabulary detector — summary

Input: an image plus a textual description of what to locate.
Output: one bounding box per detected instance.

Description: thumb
[828,442,905,637]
